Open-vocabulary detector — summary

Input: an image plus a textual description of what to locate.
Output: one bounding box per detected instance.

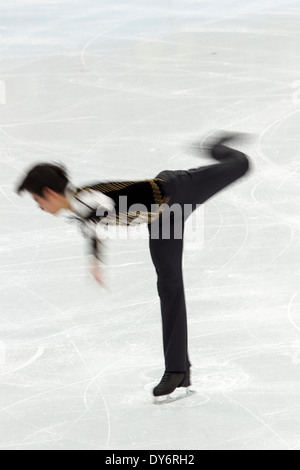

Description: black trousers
[148,144,250,373]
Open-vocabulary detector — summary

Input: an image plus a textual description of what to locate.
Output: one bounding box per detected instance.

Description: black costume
[65,141,250,378]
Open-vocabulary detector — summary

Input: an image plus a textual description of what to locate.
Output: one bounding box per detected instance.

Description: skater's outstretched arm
[63,186,115,289]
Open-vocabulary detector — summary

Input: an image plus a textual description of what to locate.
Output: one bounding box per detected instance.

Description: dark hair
[16,163,69,197]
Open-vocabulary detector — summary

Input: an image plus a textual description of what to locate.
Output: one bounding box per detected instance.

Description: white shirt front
[65,184,116,218]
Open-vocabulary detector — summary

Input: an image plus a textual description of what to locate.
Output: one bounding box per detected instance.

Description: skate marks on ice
[0,345,45,376]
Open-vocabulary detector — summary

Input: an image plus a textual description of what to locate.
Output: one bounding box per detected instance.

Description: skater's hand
[90,257,109,290]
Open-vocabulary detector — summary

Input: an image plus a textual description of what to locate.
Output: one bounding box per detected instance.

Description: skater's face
[31,188,66,215]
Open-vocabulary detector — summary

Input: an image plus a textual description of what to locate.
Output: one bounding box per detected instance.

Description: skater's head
[16,163,71,215]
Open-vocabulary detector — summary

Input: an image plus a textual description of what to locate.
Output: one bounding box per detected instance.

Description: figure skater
[15,133,250,399]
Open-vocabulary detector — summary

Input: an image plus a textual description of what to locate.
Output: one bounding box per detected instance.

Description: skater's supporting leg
[148,218,191,374]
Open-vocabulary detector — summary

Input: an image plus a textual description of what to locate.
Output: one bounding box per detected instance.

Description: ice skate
[153,371,194,404]
[190,131,252,160]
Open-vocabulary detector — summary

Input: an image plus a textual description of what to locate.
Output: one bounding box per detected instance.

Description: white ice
[1,0,300,451]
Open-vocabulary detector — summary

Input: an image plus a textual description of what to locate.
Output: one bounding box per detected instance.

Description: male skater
[15,134,250,399]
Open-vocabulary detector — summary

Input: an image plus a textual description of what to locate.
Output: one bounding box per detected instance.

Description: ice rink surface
[1,0,300,450]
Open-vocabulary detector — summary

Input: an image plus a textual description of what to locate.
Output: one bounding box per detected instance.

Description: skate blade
[153,388,195,405]
[198,131,254,155]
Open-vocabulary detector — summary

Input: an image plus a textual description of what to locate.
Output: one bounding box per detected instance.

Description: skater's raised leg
[186,136,250,209]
